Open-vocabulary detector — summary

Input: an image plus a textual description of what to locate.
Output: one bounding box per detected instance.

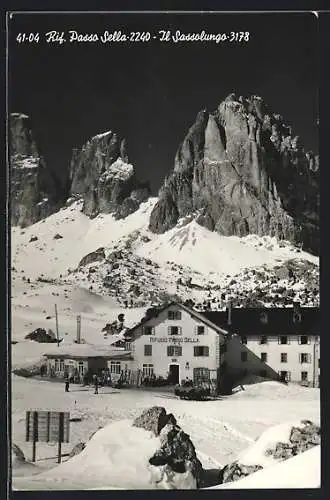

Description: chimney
[293,301,301,313]
[292,301,302,324]
[226,300,232,326]
[76,315,81,344]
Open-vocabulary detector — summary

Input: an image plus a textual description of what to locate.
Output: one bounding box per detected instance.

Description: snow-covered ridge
[92,130,113,140]
[12,156,40,169]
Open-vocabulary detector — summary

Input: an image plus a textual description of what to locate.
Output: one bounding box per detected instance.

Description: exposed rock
[221,462,263,483]
[220,420,320,485]
[150,421,203,488]
[25,328,60,343]
[10,113,64,227]
[149,94,319,255]
[133,406,203,487]
[53,233,63,240]
[70,130,150,218]
[12,443,26,465]
[29,236,38,242]
[68,442,86,459]
[133,406,168,436]
[79,247,105,268]
[265,420,320,459]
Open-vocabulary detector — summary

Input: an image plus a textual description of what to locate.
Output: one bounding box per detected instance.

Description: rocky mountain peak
[10,113,39,158]
[149,94,319,255]
[70,128,150,219]
[10,113,63,227]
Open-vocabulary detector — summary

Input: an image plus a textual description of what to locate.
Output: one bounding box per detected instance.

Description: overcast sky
[9,12,318,192]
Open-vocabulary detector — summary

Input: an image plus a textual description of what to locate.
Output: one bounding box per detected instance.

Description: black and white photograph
[8,10,320,490]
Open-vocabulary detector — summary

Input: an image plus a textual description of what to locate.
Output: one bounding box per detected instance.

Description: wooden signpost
[26,411,70,463]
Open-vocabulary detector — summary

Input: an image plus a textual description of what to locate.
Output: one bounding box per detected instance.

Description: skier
[94,375,99,395]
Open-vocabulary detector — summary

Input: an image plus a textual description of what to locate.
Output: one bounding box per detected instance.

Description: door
[169,364,180,385]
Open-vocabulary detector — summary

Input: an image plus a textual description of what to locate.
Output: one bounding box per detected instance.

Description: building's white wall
[240,335,320,385]
[132,305,225,382]
[46,358,88,378]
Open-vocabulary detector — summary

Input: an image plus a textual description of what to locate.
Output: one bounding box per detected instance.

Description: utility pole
[55,304,59,347]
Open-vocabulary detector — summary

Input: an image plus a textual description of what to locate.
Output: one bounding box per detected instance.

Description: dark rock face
[12,443,26,465]
[133,406,203,488]
[133,406,169,436]
[68,442,86,459]
[79,247,106,268]
[221,462,263,483]
[149,94,319,255]
[221,420,320,485]
[70,130,150,218]
[24,327,59,343]
[265,420,320,459]
[10,113,63,227]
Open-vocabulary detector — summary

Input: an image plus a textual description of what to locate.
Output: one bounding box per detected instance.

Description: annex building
[44,301,320,390]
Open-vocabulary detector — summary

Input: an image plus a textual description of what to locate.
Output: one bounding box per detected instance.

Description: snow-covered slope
[12,198,158,279]
[137,219,317,275]
[213,445,320,489]
[11,196,319,352]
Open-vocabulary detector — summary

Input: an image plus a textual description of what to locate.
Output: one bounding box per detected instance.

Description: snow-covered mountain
[11,94,319,346]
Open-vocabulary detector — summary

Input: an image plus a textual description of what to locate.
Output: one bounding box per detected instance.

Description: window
[55,359,64,372]
[260,370,267,378]
[167,346,182,357]
[144,345,152,356]
[125,341,132,351]
[78,361,84,375]
[301,371,308,382]
[260,312,268,324]
[110,361,121,374]
[293,312,302,323]
[142,364,154,377]
[279,370,291,382]
[168,310,182,320]
[193,367,210,384]
[197,325,205,335]
[259,336,268,345]
[299,353,311,364]
[241,351,248,362]
[168,326,182,336]
[194,346,209,357]
[261,352,267,362]
[241,336,247,345]
[279,336,289,345]
[299,336,309,345]
[143,326,154,336]
[281,353,288,363]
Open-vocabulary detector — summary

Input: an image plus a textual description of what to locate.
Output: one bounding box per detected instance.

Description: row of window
[143,325,205,336]
[142,364,211,382]
[144,345,209,357]
[276,371,314,382]
[241,352,317,364]
[241,335,314,345]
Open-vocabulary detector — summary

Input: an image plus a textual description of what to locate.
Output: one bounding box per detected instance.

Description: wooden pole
[55,304,59,347]
[57,412,64,463]
[32,411,38,462]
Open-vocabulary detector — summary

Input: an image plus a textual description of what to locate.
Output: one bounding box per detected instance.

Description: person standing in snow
[94,375,99,394]
[65,377,70,392]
